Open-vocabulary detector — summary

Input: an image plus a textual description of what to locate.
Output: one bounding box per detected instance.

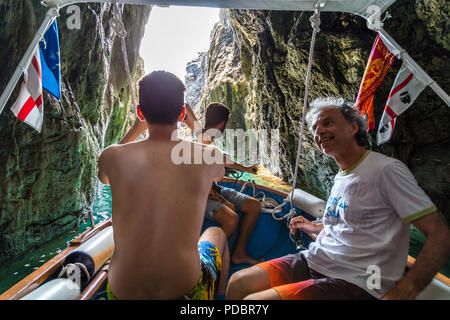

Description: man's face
[310,107,358,156]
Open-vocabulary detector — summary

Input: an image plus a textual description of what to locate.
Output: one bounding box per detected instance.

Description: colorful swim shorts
[106,241,222,300]
[106,281,118,300]
[185,240,222,300]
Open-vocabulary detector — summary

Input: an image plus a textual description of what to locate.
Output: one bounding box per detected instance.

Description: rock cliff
[0,1,150,261]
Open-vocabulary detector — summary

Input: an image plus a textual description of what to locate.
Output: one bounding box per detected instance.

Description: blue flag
[39,19,61,100]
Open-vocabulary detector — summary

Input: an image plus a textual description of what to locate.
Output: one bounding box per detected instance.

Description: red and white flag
[10,46,44,132]
[376,62,427,145]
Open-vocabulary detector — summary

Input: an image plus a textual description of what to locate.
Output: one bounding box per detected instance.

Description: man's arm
[382,211,450,300]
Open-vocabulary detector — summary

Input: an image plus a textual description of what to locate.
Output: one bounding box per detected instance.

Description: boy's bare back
[98,138,224,299]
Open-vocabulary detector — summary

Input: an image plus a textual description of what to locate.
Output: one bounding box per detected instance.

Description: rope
[284,3,322,250]
[110,2,137,114]
[239,180,288,218]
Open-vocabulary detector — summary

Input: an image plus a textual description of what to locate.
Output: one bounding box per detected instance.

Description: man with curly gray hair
[226,97,450,300]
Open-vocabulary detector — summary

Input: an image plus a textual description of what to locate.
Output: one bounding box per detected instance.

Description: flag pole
[0,7,60,117]
[377,28,450,108]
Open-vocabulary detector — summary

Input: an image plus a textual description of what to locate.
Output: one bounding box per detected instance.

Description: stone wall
[0,1,150,261]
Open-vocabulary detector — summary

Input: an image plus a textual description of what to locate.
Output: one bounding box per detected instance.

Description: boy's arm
[183,103,203,135]
[119,116,148,144]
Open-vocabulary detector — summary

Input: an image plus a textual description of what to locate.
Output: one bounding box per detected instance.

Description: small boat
[1,176,449,300]
[0,0,448,301]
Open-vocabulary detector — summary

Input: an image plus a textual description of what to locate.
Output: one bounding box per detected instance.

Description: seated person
[183,102,262,266]
[98,71,230,299]
[225,97,450,300]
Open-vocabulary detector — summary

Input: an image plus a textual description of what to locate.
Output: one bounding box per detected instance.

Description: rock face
[0,1,150,261]
[192,1,449,221]
[185,51,209,111]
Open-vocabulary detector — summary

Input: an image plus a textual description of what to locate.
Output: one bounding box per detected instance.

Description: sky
[139,6,220,82]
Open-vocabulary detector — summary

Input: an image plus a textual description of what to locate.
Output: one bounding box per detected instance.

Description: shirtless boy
[98,71,230,300]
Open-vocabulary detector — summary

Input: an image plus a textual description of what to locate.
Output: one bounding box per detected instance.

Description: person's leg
[226,265,272,300]
[214,206,239,238]
[220,187,262,265]
[226,253,309,300]
[231,197,261,265]
[199,226,230,297]
[244,288,281,300]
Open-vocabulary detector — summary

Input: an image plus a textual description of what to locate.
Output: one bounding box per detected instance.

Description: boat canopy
[45,0,396,20]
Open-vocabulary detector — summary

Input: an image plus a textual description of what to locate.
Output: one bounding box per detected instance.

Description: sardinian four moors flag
[376,62,427,145]
[10,19,61,132]
[355,33,397,131]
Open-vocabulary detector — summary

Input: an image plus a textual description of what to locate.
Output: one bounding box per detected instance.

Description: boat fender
[20,278,80,300]
[288,189,326,218]
[62,251,95,286]
[61,226,114,287]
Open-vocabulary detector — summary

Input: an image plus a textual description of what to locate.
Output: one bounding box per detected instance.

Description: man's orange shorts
[257,253,376,300]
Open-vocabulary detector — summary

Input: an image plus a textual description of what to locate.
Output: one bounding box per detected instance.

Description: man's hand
[289,216,323,238]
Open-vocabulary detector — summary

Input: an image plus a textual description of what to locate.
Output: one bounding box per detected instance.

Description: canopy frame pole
[0,7,60,117]
[374,28,450,108]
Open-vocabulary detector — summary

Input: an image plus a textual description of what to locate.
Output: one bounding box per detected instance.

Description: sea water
[0,173,448,295]
[0,184,112,295]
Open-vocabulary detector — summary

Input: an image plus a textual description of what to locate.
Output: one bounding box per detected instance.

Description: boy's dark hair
[204,102,231,130]
[138,71,186,125]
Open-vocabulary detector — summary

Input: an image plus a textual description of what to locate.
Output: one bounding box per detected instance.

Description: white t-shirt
[302,150,437,299]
